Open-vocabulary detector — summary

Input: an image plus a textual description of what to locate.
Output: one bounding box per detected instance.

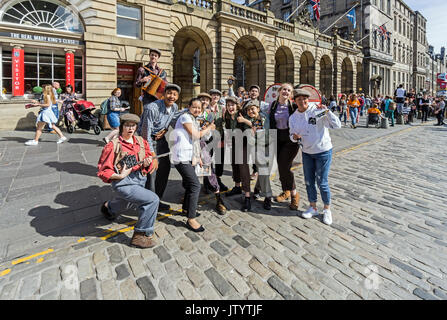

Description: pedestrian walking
[98,113,159,248]
[420,93,430,123]
[328,95,337,113]
[402,97,411,124]
[103,88,129,144]
[289,88,342,225]
[347,93,360,128]
[25,85,67,146]
[394,84,407,115]
[338,94,348,126]
[384,96,395,127]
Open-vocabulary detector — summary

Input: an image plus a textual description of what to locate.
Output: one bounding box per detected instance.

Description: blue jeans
[109,171,159,236]
[302,149,333,206]
[52,105,59,120]
[349,107,358,126]
[339,111,347,124]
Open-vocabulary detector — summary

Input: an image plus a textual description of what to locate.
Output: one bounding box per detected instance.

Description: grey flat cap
[225,96,238,104]
[149,48,161,57]
[244,99,260,108]
[120,113,140,124]
[209,89,222,96]
[164,83,181,94]
[293,88,310,98]
[249,85,261,92]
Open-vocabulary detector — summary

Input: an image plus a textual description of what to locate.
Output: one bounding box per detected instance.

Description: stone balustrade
[274,19,295,33]
[227,2,267,24]
[179,0,213,9]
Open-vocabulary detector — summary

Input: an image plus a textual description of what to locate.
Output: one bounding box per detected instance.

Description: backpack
[100,99,110,115]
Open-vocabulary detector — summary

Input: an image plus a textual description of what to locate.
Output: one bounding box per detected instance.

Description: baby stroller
[65,100,101,135]
[366,113,381,128]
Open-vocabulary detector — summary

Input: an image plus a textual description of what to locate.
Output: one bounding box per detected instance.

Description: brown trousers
[276,129,299,191]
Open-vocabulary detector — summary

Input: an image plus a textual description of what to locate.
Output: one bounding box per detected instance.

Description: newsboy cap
[249,85,261,92]
[293,88,310,98]
[164,83,181,94]
[244,99,260,108]
[198,92,212,100]
[149,48,162,57]
[225,96,238,104]
[120,113,140,124]
[209,89,222,96]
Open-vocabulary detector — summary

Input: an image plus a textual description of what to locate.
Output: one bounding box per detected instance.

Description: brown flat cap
[209,89,222,96]
[120,113,140,124]
[249,85,261,92]
[198,92,212,100]
[293,88,310,98]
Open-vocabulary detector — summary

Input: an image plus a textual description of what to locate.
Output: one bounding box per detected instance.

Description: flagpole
[285,0,308,22]
[315,2,360,40]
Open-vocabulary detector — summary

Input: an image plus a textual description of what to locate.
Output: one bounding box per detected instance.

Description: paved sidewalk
[1,117,446,300]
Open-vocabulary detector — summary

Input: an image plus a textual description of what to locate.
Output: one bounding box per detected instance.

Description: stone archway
[299,51,315,86]
[173,27,213,107]
[341,57,354,94]
[356,62,363,94]
[234,35,266,94]
[275,46,294,84]
[319,55,332,98]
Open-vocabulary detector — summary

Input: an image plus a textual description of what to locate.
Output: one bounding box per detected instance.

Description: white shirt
[171,113,194,163]
[289,104,341,155]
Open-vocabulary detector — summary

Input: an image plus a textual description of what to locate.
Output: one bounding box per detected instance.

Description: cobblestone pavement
[0,118,446,300]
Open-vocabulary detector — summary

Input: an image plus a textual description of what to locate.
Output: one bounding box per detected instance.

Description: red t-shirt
[97,136,153,183]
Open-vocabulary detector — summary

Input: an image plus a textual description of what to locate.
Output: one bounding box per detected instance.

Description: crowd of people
[322,85,446,128]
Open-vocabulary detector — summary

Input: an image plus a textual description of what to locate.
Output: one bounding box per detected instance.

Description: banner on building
[437,73,447,83]
[12,48,24,96]
[66,52,75,88]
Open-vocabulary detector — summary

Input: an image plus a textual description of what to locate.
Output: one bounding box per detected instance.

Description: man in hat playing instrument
[135,48,167,105]
[138,84,186,211]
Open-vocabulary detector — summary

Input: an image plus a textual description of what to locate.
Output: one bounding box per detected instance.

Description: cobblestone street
[0,119,446,300]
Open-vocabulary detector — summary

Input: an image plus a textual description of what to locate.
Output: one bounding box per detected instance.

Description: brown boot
[130,231,156,249]
[215,193,227,215]
[275,190,291,203]
[289,192,300,210]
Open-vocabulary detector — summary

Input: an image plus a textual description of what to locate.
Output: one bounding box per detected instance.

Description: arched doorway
[356,62,363,94]
[300,51,315,86]
[275,46,294,84]
[319,55,332,98]
[341,57,354,94]
[173,27,213,107]
[234,36,266,95]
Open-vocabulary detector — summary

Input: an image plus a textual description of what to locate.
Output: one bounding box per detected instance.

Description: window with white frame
[117,3,141,39]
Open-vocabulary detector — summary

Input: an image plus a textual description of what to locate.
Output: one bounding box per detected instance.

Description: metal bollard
[381,117,389,129]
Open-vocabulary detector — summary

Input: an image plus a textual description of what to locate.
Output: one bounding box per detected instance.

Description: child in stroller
[366,104,383,128]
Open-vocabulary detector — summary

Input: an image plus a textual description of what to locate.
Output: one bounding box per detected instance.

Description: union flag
[310,0,320,21]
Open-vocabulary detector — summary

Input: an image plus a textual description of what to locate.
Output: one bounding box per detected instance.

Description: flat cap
[249,85,261,92]
[198,92,212,100]
[225,96,238,104]
[149,48,161,57]
[244,99,260,108]
[293,88,310,98]
[209,89,222,96]
[120,113,140,124]
[164,83,181,94]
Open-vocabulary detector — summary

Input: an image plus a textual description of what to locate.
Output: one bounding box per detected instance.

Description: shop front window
[1,48,84,96]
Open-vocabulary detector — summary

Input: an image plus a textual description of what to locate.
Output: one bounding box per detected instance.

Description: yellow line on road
[11,249,54,266]
[0,269,11,276]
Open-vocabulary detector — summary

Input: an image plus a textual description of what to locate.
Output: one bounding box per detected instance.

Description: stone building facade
[0,0,363,130]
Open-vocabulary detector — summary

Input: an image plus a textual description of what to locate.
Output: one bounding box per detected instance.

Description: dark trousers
[145,137,171,199]
[277,129,299,191]
[175,162,201,219]
[215,144,225,178]
[421,106,429,122]
[231,141,251,193]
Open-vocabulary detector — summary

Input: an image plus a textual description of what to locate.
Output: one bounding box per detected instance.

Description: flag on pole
[309,0,321,21]
[346,8,356,29]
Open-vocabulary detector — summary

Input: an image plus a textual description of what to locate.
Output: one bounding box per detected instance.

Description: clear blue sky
[405,0,447,53]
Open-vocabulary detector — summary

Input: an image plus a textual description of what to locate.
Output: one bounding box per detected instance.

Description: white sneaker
[301,207,318,219]
[25,140,38,146]
[323,209,333,225]
[57,136,67,144]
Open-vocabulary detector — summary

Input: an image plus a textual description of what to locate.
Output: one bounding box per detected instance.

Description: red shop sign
[12,48,24,96]
[65,52,75,88]
[117,64,135,76]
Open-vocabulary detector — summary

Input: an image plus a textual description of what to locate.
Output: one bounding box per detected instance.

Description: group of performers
[97,48,341,249]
